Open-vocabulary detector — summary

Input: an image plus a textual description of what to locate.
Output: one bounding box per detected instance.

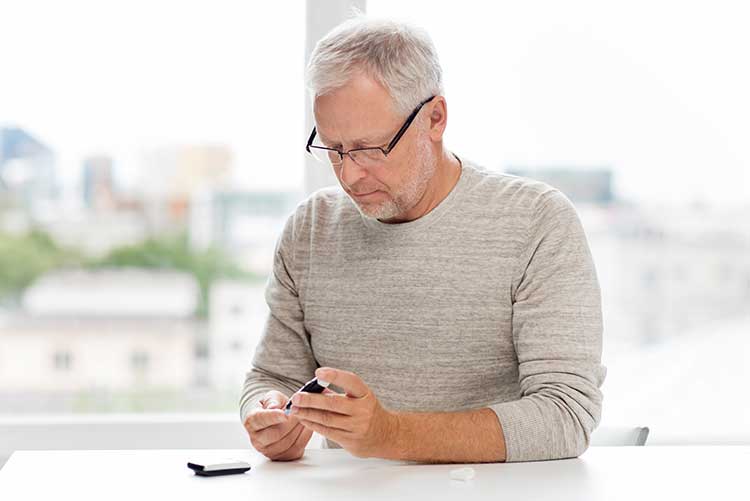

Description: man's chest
[300,233,519,406]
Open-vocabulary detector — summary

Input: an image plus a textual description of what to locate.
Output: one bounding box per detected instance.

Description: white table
[0,446,747,500]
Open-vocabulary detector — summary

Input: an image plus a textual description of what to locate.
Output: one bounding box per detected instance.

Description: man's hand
[243,390,314,461]
[288,368,397,458]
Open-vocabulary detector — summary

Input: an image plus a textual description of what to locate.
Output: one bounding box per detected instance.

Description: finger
[264,399,284,410]
[247,409,289,432]
[254,419,298,449]
[260,391,288,410]
[298,418,352,444]
[315,367,369,398]
[290,407,351,432]
[298,425,314,446]
[274,426,314,461]
[291,391,354,415]
[263,422,304,457]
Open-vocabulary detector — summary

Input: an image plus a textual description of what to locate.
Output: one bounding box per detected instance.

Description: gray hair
[306,16,444,116]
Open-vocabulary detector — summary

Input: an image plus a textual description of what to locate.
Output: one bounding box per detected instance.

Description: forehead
[313,73,401,144]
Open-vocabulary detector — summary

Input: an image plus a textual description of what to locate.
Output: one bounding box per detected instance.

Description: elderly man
[240,17,606,464]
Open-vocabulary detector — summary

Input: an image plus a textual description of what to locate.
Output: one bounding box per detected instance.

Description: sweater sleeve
[238,207,319,424]
[488,189,607,462]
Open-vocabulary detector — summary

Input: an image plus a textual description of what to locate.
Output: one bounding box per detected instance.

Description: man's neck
[380,149,462,224]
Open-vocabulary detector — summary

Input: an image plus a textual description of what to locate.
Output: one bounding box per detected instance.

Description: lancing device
[284,377,330,415]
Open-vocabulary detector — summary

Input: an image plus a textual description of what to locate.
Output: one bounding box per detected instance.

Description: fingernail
[317,378,329,387]
[284,407,291,416]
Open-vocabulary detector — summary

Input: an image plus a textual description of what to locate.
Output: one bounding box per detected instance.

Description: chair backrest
[591,426,650,446]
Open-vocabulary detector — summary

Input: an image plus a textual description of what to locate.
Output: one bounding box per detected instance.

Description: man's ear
[428,96,448,142]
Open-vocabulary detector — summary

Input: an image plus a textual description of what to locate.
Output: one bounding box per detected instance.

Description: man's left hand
[288,367,397,458]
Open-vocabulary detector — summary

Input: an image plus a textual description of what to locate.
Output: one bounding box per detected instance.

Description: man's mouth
[350,190,382,201]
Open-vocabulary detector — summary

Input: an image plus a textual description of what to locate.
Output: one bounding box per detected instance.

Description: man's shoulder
[462,160,567,214]
[282,185,357,238]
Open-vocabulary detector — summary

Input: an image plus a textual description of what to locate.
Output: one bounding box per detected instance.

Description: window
[2,1,748,448]
[53,351,73,372]
[130,351,150,372]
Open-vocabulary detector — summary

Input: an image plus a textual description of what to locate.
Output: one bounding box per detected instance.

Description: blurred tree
[89,232,259,318]
[0,229,82,302]
[0,229,260,317]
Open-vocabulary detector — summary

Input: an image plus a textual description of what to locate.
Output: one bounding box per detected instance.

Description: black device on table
[187,460,251,477]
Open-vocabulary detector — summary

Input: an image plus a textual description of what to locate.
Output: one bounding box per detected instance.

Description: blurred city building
[190,189,300,274]
[0,269,200,393]
[82,155,117,212]
[582,204,750,347]
[208,280,268,390]
[138,144,234,232]
[0,126,58,215]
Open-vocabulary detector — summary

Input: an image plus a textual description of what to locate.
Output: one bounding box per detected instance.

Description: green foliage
[88,232,260,317]
[0,228,261,317]
[0,229,83,301]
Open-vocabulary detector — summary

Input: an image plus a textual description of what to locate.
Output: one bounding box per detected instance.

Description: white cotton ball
[449,467,475,481]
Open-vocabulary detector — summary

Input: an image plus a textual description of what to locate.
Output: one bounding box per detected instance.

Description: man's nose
[338,154,368,188]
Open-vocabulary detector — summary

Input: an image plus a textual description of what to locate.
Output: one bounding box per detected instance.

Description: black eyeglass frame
[305,95,437,165]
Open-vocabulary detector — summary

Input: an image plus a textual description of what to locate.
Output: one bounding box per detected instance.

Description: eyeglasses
[305,95,436,168]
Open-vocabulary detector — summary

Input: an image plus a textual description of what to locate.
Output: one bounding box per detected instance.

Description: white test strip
[449,467,476,481]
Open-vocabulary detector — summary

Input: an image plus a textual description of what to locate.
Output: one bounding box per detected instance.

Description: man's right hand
[243,390,314,461]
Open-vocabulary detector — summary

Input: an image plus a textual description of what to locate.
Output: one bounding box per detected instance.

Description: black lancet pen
[284,377,330,415]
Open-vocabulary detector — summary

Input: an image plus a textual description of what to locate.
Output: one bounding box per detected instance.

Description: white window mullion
[303,0,367,195]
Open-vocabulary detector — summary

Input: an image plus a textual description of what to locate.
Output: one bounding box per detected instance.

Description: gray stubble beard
[354,135,437,221]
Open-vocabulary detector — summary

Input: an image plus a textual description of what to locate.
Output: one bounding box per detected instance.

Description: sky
[1,0,749,207]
